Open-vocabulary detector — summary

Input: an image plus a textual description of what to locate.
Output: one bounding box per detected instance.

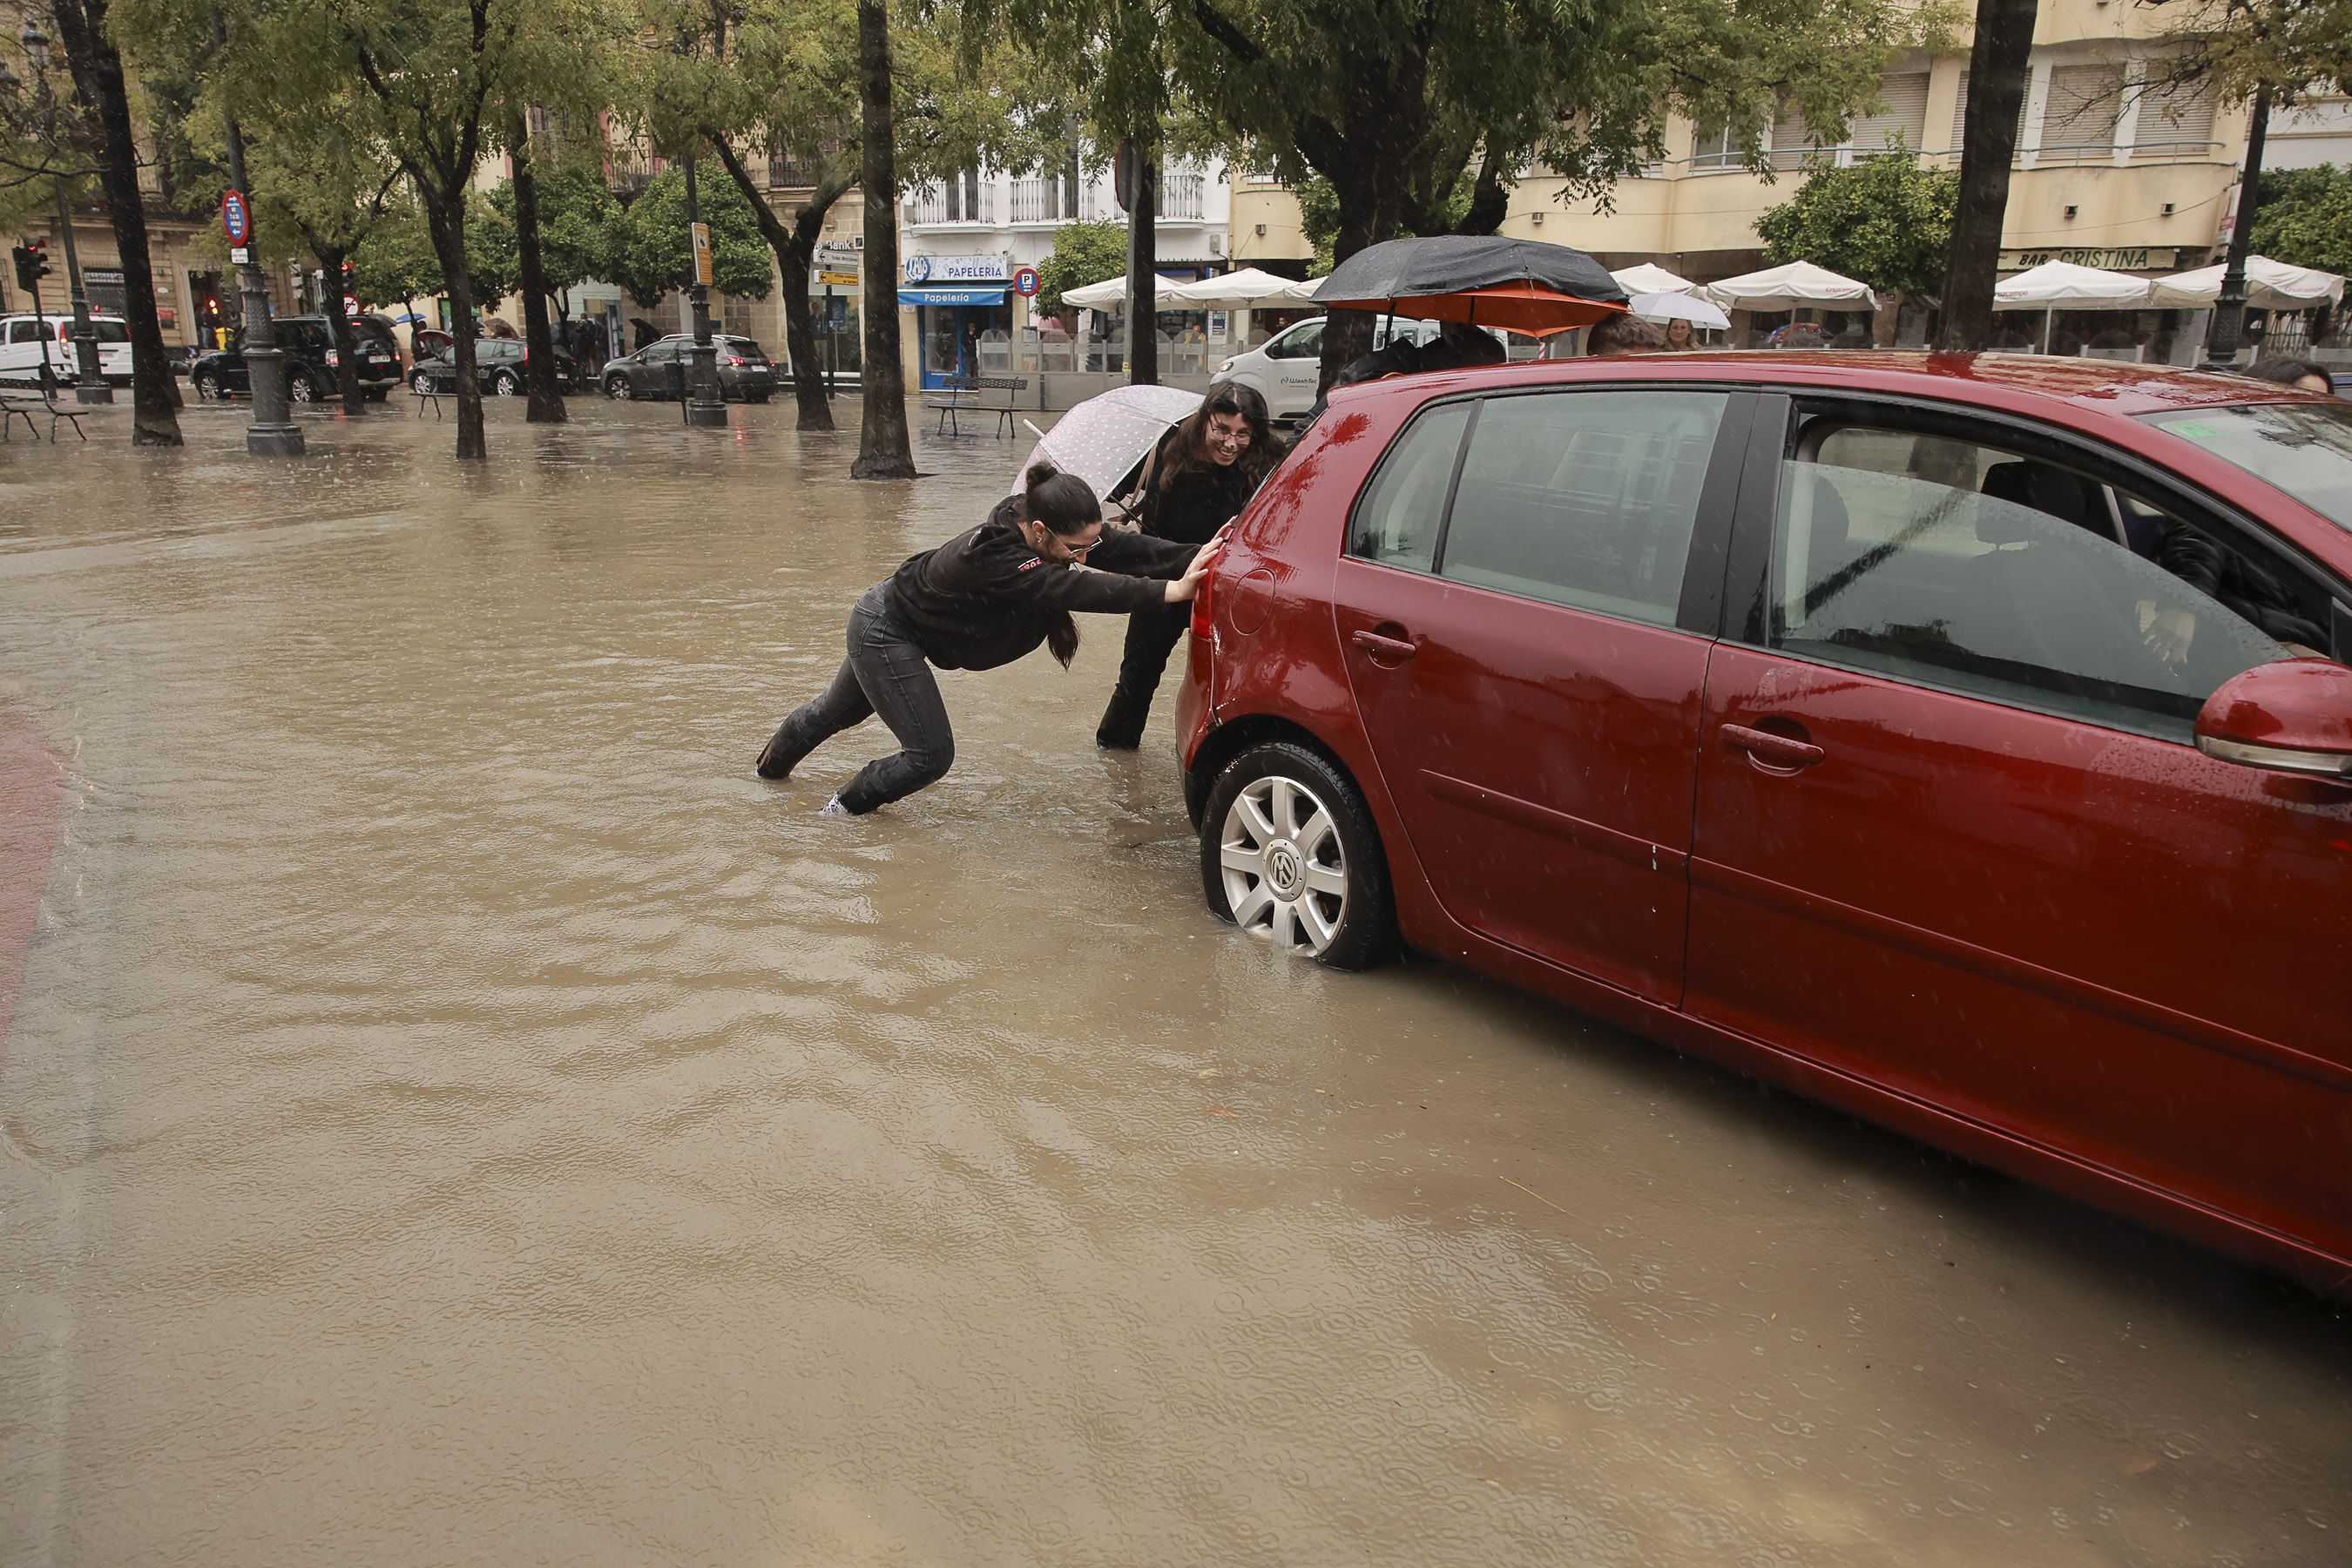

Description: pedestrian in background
[755,463,1220,814]
[2246,356,2335,395]
[1587,314,1666,355]
[1096,383,1286,749]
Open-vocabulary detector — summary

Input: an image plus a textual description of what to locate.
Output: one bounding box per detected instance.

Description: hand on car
[1165,531,1229,604]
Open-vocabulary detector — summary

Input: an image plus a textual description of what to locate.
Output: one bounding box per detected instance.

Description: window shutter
[2042,64,2126,152]
[1850,73,1931,154]
[2135,78,2216,152]
[1769,110,1825,172]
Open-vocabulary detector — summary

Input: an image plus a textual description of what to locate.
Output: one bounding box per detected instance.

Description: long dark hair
[1158,381,1283,493]
[1015,461,1098,666]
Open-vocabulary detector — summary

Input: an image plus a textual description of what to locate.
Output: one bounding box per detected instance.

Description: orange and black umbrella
[1307,236,1629,338]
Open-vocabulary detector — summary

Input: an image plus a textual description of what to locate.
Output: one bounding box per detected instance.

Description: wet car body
[1177,351,2352,1294]
[600,334,777,402]
[409,337,578,395]
[189,315,401,403]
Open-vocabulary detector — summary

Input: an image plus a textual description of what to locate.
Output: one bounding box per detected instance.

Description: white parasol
[1630,292,1731,330]
[1612,262,1697,296]
[1061,274,1187,309]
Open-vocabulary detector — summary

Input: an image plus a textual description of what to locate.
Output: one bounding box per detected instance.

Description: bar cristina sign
[1998,247,2180,274]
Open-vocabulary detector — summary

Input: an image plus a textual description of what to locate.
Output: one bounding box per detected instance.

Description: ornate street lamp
[17,21,112,404]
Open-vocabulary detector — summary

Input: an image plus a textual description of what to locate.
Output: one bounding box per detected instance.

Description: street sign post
[220,189,252,247]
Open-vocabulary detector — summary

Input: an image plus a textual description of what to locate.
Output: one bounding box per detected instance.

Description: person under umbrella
[754,463,1220,815]
[1095,383,1287,749]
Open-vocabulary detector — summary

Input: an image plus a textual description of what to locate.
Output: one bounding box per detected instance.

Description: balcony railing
[1010,177,1084,224]
[1160,172,1206,220]
[904,186,997,226]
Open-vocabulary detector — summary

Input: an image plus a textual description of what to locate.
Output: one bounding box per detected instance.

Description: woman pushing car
[754,462,1221,814]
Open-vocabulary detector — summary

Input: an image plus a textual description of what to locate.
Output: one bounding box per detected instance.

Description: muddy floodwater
[2,399,2347,1566]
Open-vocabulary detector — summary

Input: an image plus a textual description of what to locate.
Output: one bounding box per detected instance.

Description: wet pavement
[2,395,2347,1566]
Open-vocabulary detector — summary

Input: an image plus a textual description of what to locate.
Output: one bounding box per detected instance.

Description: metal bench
[0,386,84,443]
[923,374,1030,436]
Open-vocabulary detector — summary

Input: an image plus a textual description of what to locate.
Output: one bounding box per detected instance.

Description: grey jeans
[757,583,955,814]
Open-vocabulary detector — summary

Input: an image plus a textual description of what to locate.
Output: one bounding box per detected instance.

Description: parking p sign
[1012,266,1041,299]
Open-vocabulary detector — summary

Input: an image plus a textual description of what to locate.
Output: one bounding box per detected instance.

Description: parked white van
[0,313,133,389]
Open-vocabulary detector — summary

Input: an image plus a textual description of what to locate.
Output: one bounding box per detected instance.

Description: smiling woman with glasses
[1096,382,1287,749]
[754,462,1226,815]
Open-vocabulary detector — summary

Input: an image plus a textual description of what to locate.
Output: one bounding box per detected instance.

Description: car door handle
[1350,628,1417,660]
[1721,723,1826,769]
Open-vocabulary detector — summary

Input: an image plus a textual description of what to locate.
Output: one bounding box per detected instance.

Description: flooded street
[3,397,2347,1566]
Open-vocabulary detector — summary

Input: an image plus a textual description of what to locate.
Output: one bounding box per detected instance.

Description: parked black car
[601,335,776,402]
[189,316,401,403]
[409,335,578,396]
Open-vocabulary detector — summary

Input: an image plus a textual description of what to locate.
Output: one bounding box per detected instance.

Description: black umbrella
[1309,234,1627,335]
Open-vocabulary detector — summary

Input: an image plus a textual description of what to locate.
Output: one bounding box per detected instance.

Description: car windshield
[2140,401,2352,533]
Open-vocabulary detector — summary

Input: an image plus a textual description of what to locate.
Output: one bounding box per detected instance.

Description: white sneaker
[819,795,851,816]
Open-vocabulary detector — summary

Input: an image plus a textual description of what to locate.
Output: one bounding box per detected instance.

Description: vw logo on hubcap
[1265,840,1304,898]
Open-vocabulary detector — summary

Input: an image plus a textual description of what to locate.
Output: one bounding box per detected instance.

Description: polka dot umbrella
[1011,383,1206,509]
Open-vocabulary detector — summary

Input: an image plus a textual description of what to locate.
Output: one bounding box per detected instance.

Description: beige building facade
[1501,0,2247,343]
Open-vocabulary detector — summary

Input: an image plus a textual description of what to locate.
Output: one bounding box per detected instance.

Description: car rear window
[90,321,131,343]
[2141,402,2352,534]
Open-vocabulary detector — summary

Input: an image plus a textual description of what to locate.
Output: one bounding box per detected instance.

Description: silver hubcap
[1220,774,1348,956]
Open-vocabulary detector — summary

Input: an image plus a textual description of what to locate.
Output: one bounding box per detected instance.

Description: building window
[1690,122,1740,172]
[1843,72,1930,159]
[2132,77,2218,163]
[2039,64,2127,165]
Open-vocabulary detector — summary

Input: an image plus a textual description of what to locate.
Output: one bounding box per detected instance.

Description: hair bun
[1023,460,1061,493]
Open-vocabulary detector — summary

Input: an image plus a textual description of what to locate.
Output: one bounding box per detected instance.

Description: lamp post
[679,148,727,428]
[2207,84,2270,370]
[17,23,111,404]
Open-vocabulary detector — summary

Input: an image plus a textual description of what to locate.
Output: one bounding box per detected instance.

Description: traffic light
[10,239,50,290]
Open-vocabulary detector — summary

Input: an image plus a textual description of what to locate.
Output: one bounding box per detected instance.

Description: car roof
[1326,349,2335,422]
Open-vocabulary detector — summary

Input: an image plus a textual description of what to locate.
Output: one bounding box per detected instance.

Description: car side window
[1767,441,2293,740]
[643,342,676,363]
[1269,322,1321,362]
[1347,402,1472,572]
[1438,389,1728,626]
[6,321,37,344]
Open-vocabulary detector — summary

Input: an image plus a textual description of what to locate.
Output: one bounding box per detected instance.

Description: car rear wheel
[605,375,632,400]
[193,371,221,401]
[410,372,433,394]
[287,372,316,404]
[1200,740,1396,970]
[490,370,520,395]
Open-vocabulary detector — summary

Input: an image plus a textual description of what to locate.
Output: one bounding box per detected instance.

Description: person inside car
[754,463,1220,814]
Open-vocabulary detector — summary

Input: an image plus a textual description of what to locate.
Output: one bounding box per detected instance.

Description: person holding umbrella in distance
[754,463,1224,815]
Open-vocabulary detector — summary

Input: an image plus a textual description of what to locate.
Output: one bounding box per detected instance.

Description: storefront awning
[900,287,1007,307]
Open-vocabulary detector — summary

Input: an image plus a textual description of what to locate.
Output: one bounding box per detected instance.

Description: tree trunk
[1933,0,2039,351]
[711,134,847,432]
[507,119,566,423]
[318,244,366,413]
[50,0,180,444]
[1126,143,1158,386]
[422,196,487,458]
[851,0,915,479]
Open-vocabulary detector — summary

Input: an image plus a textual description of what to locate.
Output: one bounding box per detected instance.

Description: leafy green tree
[1035,219,1125,314]
[464,199,522,311]
[348,199,444,314]
[2249,163,2352,278]
[245,112,403,410]
[1757,149,1959,301]
[487,163,616,310]
[601,163,771,306]
[1143,0,1936,382]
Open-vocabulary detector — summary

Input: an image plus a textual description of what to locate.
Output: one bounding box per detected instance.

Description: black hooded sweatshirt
[886,496,1200,670]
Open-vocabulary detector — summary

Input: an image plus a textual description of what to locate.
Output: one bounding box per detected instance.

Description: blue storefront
[902,255,1012,389]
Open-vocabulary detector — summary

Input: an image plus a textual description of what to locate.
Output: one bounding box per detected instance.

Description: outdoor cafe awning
[1992,260,2151,311]
[2149,255,2346,311]
[1702,261,1879,312]
[1061,274,1186,309]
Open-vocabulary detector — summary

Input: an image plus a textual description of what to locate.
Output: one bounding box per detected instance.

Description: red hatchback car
[1175,352,2352,1294]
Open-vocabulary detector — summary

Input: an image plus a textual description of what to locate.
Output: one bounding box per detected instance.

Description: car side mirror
[2194,658,2352,779]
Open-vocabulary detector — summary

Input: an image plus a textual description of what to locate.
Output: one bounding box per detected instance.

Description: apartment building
[1501,0,2247,346]
[896,156,1233,389]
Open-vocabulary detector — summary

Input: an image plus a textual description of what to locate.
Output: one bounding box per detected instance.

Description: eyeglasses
[1031,524,1098,558]
[1206,426,1252,448]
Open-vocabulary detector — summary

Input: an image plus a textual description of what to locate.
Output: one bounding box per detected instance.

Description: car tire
[604,375,632,400]
[193,371,220,401]
[287,372,316,404]
[1199,740,1397,970]
[490,370,520,396]
[410,372,434,394]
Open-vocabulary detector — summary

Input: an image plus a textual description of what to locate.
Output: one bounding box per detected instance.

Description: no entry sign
[220,189,252,247]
